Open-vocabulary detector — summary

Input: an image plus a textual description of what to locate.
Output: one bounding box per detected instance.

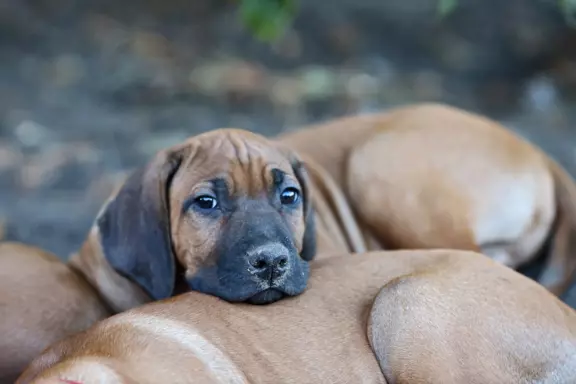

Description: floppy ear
[96,150,182,301]
[291,158,317,261]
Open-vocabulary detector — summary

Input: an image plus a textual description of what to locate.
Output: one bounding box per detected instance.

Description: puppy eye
[194,195,218,210]
[280,187,300,205]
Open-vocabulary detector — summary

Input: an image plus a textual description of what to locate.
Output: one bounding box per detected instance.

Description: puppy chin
[246,289,286,305]
[187,263,309,303]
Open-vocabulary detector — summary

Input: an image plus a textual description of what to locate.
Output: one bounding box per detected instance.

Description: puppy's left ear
[290,156,317,261]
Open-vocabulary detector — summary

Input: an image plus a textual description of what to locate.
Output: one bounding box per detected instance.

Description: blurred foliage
[238,0,298,41]
[237,0,576,41]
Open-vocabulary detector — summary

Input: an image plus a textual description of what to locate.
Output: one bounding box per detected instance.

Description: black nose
[248,253,289,280]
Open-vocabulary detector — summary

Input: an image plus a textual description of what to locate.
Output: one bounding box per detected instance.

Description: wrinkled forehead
[172,129,295,196]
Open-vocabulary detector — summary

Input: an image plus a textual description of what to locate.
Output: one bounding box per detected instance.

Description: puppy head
[96,129,316,305]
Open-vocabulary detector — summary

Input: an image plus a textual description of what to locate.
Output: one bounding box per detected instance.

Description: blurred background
[2,0,576,302]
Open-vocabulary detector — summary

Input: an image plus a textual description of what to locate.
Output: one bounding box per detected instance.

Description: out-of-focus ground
[2,0,576,304]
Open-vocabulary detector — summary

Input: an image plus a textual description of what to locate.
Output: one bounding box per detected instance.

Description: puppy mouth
[245,288,286,305]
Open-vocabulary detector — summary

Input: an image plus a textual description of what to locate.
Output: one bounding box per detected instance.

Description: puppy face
[96,129,316,305]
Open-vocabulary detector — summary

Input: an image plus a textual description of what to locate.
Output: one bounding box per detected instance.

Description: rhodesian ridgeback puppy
[68,128,367,314]
[280,102,576,296]
[0,242,110,384]
[18,250,576,384]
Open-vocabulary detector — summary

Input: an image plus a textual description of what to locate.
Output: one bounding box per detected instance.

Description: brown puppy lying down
[68,128,369,315]
[0,242,110,384]
[280,103,576,296]
[18,250,576,384]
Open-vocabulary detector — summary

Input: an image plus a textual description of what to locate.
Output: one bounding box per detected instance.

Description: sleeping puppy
[0,242,109,384]
[18,250,576,384]
[280,103,576,296]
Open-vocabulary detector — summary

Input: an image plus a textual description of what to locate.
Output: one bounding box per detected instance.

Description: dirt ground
[2,0,576,305]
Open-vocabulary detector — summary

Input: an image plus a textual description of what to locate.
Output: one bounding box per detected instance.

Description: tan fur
[19,250,576,384]
[0,242,110,383]
[368,251,576,383]
[280,103,575,295]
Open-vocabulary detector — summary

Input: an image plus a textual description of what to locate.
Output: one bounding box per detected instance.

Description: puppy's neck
[68,226,152,314]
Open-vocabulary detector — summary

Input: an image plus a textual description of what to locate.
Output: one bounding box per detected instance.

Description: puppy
[19,250,576,384]
[0,242,110,383]
[280,103,576,296]
[68,130,332,313]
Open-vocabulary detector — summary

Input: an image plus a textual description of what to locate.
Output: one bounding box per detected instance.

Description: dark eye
[194,195,218,210]
[280,187,300,205]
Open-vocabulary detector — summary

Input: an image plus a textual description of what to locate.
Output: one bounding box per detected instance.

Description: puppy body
[20,250,576,384]
[0,242,110,383]
[367,251,576,383]
[280,103,576,295]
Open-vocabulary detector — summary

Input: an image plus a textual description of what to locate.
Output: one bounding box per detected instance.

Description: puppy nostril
[252,258,268,270]
[278,257,288,268]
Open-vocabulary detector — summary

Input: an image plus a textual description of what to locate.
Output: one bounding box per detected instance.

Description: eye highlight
[194,195,218,211]
[280,187,300,206]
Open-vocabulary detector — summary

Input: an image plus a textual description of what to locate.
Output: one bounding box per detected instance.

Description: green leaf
[437,0,458,17]
[559,0,576,26]
[239,0,298,42]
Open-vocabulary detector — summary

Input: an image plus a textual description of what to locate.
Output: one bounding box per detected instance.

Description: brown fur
[0,242,110,383]
[280,102,576,295]
[18,250,576,384]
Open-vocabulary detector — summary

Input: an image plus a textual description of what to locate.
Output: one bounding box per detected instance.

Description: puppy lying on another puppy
[5,102,576,381]
[18,250,576,384]
[70,102,576,317]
